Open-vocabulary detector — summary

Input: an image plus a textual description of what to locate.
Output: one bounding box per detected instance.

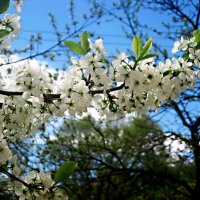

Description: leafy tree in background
[36,116,192,200]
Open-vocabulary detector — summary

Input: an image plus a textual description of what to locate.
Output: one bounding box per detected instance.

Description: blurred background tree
[37,116,193,200]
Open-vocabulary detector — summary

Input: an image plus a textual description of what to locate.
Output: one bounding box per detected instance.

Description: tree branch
[0,166,30,188]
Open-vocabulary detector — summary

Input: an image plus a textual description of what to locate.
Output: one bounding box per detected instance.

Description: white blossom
[172,37,197,53]
[0,139,12,164]
[189,48,200,67]
[3,14,21,41]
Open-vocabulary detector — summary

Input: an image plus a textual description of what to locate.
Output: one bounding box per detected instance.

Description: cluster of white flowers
[189,48,200,66]
[0,14,21,50]
[172,36,197,53]
[10,154,21,176]
[0,2,72,199]
[0,36,199,141]
[172,35,200,68]
[14,63,53,98]
[15,171,67,200]
[58,68,92,116]
[0,0,22,50]
[0,133,12,164]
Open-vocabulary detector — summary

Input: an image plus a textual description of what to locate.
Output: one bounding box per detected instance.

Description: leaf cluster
[132,35,157,61]
[64,32,90,55]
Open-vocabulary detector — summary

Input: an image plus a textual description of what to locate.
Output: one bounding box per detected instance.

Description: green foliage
[138,38,152,59]
[182,53,189,61]
[64,31,90,55]
[80,31,90,53]
[132,36,143,57]
[64,41,86,55]
[132,36,156,61]
[193,30,200,43]
[138,52,157,61]
[163,68,172,77]
[0,29,10,39]
[55,161,77,183]
[0,180,16,200]
[0,0,10,14]
[39,116,192,199]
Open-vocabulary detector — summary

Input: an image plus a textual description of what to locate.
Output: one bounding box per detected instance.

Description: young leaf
[0,0,10,14]
[55,161,77,183]
[182,53,189,61]
[138,38,152,59]
[193,30,200,43]
[138,53,157,61]
[64,40,86,55]
[132,36,143,57]
[25,100,33,106]
[80,32,90,53]
[0,29,10,39]
[163,68,172,77]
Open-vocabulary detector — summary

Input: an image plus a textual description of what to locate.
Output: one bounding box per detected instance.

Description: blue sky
[7,0,175,67]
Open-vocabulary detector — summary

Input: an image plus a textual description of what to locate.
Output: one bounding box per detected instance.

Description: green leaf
[100,56,105,63]
[0,0,10,14]
[26,100,33,106]
[80,32,90,53]
[173,70,181,77]
[64,40,86,55]
[132,36,143,57]
[138,53,157,61]
[193,30,200,43]
[138,38,152,59]
[0,29,10,39]
[182,53,189,60]
[163,68,172,77]
[55,161,77,183]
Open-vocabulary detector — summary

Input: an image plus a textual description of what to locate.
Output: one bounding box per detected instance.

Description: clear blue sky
[7,0,174,67]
